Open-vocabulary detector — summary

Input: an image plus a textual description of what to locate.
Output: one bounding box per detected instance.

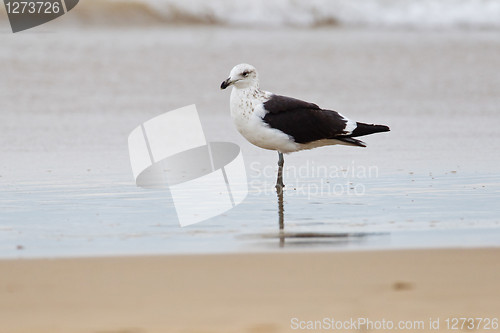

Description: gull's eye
[242,71,250,77]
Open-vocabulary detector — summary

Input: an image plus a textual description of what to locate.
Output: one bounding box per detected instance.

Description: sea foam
[2,0,500,29]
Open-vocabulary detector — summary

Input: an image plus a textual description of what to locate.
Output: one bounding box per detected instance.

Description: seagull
[220,63,390,190]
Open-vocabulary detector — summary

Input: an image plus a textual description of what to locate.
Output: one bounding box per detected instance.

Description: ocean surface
[1,8,500,258]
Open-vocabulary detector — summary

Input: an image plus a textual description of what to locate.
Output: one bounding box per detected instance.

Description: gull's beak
[220,78,232,90]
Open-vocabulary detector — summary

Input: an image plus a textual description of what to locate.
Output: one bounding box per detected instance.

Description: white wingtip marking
[344,118,357,134]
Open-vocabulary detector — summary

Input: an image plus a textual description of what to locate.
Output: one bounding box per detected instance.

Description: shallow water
[1,27,500,258]
[1,170,499,258]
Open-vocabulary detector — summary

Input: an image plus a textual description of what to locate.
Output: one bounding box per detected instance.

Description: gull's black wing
[262,94,349,144]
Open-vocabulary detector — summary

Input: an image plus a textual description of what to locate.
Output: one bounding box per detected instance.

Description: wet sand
[2,28,500,178]
[1,248,499,333]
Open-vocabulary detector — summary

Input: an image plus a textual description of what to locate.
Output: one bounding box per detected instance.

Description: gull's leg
[275,151,285,247]
[277,181,285,247]
[275,151,285,190]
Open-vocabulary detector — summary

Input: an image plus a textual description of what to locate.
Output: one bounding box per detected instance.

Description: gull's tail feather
[350,122,390,137]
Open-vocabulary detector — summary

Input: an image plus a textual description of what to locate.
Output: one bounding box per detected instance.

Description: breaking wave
[2,0,500,29]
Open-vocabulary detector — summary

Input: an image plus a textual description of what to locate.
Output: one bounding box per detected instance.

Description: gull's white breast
[230,88,299,153]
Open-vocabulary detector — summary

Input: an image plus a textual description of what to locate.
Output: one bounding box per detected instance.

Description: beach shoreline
[1,248,499,333]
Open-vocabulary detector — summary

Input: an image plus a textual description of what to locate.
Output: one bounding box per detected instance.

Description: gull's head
[220,63,259,90]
